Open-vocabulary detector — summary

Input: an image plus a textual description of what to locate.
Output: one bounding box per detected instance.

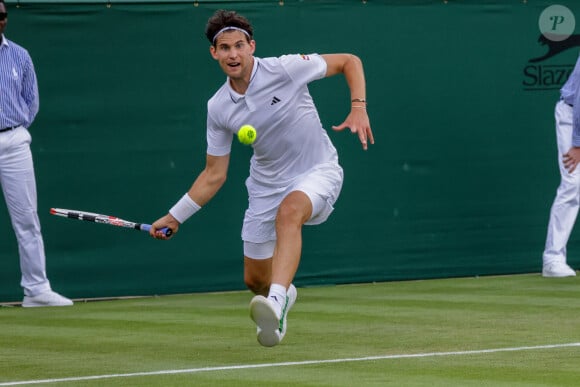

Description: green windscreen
[0,1,578,302]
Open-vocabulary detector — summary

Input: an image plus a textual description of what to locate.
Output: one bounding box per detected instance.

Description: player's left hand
[332,108,374,150]
[563,146,580,173]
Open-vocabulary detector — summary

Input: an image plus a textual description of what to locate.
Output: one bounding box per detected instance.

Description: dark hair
[205,9,253,46]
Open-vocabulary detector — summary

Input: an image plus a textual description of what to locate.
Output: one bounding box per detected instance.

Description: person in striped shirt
[0,0,72,307]
[542,55,580,278]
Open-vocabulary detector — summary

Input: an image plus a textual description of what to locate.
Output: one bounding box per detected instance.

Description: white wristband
[169,193,201,223]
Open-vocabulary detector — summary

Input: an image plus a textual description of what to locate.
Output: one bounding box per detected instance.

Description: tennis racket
[50,208,172,237]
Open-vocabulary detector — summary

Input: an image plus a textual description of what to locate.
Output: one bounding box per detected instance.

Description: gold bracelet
[351,98,366,103]
[351,105,367,109]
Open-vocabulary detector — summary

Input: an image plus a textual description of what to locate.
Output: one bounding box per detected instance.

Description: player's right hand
[150,214,180,240]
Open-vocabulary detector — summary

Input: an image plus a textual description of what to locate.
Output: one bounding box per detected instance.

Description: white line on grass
[2,342,579,386]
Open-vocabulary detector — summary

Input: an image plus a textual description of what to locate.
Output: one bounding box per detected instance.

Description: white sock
[268,283,287,314]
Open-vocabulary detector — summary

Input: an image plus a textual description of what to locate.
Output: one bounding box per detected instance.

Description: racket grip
[141,224,173,237]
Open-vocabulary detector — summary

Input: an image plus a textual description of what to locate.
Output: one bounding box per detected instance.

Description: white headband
[212,26,251,44]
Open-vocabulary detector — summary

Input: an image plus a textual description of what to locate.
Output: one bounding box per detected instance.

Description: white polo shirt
[206,54,339,187]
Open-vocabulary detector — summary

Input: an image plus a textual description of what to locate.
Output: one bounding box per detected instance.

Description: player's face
[210,31,255,84]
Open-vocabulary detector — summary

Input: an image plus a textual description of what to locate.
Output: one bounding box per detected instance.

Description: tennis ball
[238,125,257,145]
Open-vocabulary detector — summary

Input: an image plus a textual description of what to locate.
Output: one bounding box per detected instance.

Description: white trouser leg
[0,127,51,296]
[543,101,580,265]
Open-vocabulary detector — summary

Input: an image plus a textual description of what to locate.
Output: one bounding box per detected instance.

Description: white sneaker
[256,326,281,347]
[251,296,281,347]
[542,262,576,278]
[251,284,298,347]
[22,290,73,307]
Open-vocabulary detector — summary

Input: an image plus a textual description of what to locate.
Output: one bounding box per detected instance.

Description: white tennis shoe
[251,284,297,347]
[542,262,576,278]
[22,290,73,307]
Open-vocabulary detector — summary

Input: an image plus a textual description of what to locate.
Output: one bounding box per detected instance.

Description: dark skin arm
[563,147,580,173]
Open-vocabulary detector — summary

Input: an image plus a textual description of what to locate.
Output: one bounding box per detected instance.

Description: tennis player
[542,55,580,278]
[150,9,373,346]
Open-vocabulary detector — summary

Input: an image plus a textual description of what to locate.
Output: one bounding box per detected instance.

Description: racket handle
[141,224,173,237]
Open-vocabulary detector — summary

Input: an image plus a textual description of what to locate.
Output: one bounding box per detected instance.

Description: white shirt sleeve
[280,54,327,85]
[206,110,233,156]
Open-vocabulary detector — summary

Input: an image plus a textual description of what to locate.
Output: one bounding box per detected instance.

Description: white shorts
[242,161,343,259]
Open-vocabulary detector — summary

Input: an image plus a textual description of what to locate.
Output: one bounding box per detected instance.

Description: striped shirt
[561,53,580,146]
[0,34,39,129]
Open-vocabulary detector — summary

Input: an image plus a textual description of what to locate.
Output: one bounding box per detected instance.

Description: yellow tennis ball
[238,125,257,145]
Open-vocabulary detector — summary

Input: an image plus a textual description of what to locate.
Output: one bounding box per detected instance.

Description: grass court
[1,274,579,386]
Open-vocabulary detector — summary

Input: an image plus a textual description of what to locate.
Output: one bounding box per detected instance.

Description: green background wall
[1,1,578,302]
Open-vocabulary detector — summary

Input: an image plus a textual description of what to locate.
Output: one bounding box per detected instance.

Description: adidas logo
[271,96,281,105]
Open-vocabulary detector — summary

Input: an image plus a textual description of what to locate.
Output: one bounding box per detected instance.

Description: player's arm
[187,153,230,205]
[22,52,39,125]
[150,153,230,239]
[322,53,374,151]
